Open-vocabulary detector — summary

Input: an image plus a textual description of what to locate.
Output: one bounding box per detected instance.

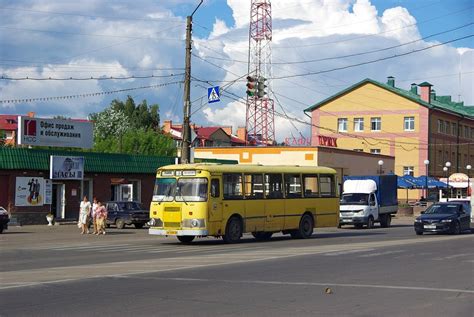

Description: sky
[1,0,473,142]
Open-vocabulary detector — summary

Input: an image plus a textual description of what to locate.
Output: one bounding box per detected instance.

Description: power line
[0,6,185,23]
[271,34,474,80]
[197,22,473,65]
[194,5,473,49]
[0,73,184,81]
[0,80,183,104]
[0,59,184,71]
[191,50,470,145]
[0,26,185,41]
[218,90,474,150]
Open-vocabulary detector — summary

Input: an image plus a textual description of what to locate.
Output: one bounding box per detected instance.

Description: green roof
[0,148,175,174]
[304,78,474,118]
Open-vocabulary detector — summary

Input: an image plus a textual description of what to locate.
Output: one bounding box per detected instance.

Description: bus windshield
[176,178,208,202]
[152,178,176,202]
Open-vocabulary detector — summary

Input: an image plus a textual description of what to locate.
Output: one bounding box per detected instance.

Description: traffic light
[246,76,256,97]
[257,76,267,98]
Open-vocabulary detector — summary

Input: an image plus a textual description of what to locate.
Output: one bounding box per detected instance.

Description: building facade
[304,77,474,198]
[194,146,395,183]
[0,148,174,224]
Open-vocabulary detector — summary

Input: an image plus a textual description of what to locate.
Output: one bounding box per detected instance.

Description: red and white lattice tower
[246,0,275,145]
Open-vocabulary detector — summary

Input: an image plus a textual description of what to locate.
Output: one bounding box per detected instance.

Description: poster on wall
[44,179,52,205]
[15,177,45,206]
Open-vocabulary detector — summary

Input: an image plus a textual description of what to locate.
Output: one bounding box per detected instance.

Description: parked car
[414,202,471,235]
[105,201,150,229]
[0,206,10,234]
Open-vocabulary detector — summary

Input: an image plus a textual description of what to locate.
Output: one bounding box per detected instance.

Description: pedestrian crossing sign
[207,86,220,104]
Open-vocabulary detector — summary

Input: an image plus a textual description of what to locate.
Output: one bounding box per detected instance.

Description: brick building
[0,148,174,224]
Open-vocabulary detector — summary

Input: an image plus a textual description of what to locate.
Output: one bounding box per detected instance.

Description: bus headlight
[182,219,205,228]
[148,218,163,227]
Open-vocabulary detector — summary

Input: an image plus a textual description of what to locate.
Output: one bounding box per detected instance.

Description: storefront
[0,148,175,224]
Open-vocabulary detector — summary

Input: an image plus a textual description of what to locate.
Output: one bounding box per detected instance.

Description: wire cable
[0,80,183,104]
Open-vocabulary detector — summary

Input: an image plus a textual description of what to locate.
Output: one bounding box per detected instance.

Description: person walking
[91,197,98,234]
[95,201,108,235]
[78,196,91,234]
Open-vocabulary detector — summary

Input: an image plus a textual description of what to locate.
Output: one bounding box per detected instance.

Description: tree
[0,130,6,147]
[89,96,174,156]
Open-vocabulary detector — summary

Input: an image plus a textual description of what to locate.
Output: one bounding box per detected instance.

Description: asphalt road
[1,218,473,317]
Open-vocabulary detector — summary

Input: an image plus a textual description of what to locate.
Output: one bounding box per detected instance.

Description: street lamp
[445,162,451,200]
[443,165,449,201]
[378,160,384,175]
[424,159,430,199]
[467,164,471,198]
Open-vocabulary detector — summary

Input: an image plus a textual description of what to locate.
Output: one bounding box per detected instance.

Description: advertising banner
[50,156,84,180]
[17,116,93,148]
[15,177,45,206]
[44,179,53,205]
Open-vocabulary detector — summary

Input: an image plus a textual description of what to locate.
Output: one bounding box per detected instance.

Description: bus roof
[158,163,337,175]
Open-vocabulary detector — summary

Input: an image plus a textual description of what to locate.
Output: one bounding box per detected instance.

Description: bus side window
[265,174,283,199]
[284,174,302,198]
[320,174,335,197]
[303,174,319,198]
[223,173,243,200]
[211,179,220,198]
[244,174,264,199]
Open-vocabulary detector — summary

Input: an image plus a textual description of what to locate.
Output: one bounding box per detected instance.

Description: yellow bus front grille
[164,207,181,212]
[164,222,181,228]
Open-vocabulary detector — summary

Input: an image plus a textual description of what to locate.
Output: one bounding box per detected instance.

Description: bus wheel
[291,214,314,239]
[177,236,195,243]
[252,232,273,241]
[223,217,242,244]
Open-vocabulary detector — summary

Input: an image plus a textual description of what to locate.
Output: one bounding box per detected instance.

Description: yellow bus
[148,164,339,243]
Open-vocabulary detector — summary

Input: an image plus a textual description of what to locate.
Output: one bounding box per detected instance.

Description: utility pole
[181,0,203,164]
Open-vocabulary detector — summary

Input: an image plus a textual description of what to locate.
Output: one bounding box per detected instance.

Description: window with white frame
[438,120,444,133]
[354,118,364,132]
[338,118,348,132]
[445,122,450,134]
[371,117,381,131]
[452,123,457,136]
[403,166,414,176]
[370,149,381,154]
[404,117,415,131]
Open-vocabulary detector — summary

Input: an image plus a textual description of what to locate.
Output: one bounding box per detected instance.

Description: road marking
[359,250,405,258]
[138,277,474,295]
[1,234,472,290]
[433,253,473,260]
[323,249,375,256]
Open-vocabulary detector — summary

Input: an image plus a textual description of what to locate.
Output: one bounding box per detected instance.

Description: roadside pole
[180,0,203,164]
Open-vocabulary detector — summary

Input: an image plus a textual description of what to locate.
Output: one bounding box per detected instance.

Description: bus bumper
[149,228,208,236]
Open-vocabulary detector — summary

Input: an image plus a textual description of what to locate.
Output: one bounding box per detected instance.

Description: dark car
[0,206,10,234]
[414,202,471,235]
[105,201,150,229]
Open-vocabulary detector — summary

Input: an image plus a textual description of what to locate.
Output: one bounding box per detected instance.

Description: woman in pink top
[95,201,108,235]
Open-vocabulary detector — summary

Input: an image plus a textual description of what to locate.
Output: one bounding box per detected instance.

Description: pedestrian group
[78,196,107,235]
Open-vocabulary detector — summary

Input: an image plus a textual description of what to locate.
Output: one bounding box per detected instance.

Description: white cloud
[138,55,153,68]
[210,18,230,39]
